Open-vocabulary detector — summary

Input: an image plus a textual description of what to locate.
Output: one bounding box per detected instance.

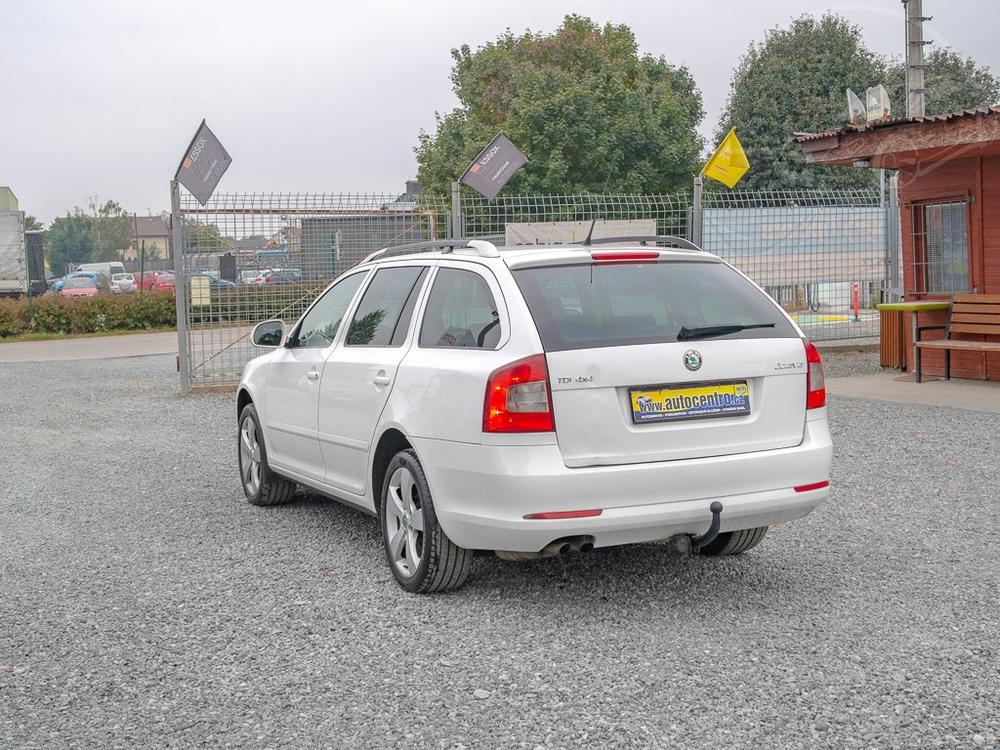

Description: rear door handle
[307,368,320,381]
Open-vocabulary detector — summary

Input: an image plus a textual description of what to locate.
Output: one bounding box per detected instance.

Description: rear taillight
[804,339,825,409]
[483,354,554,432]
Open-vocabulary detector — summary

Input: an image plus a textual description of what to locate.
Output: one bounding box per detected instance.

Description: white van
[76,261,125,279]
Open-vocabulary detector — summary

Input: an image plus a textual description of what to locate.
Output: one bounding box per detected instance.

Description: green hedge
[0,282,332,338]
[0,293,178,338]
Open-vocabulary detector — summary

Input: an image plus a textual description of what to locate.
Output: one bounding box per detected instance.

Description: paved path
[0,331,178,363]
[828,372,1000,414]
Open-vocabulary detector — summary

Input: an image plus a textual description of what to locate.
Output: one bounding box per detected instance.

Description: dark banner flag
[460,132,527,200]
[175,120,232,205]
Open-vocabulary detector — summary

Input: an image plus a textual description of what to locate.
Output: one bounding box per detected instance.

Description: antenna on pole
[902,0,930,117]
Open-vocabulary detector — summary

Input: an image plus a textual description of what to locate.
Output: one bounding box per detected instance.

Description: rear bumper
[412,416,832,551]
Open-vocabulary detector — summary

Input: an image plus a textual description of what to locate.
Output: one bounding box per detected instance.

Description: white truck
[0,211,46,297]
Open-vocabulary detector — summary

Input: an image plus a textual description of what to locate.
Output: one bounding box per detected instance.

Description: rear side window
[419,268,502,349]
[346,266,427,347]
[512,261,796,352]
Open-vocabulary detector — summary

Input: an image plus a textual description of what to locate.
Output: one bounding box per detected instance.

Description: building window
[911,201,970,294]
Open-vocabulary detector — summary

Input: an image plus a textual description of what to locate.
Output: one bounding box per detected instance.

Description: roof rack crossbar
[361,238,498,264]
[581,235,704,252]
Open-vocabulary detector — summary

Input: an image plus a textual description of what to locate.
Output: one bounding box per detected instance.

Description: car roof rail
[361,238,500,264]
[582,235,705,252]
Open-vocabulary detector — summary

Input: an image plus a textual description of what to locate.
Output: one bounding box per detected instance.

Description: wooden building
[795,107,1000,380]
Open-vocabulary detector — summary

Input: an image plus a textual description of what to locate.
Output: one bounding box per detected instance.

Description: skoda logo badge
[683,350,702,371]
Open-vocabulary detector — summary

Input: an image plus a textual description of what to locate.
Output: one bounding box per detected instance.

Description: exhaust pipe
[496,535,595,561]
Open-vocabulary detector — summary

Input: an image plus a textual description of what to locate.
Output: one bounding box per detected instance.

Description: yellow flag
[701,127,750,189]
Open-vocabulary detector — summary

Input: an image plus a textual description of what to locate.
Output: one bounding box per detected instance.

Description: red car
[60,277,100,299]
[134,271,161,291]
[153,273,175,292]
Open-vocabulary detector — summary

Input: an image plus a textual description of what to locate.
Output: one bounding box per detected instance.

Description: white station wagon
[237,237,832,593]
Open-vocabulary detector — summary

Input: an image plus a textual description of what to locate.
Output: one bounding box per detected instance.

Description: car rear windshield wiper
[677,323,776,341]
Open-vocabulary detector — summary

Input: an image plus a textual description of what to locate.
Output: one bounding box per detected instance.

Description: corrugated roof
[792,106,1000,143]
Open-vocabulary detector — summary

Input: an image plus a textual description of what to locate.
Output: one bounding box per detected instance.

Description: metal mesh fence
[461,193,693,244]
[175,187,889,390]
[700,188,886,343]
[177,192,450,387]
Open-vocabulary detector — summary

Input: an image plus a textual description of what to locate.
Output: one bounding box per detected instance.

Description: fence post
[886,172,901,302]
[451,181,463,238]
[691,174,704,246]
[170,180,191,394]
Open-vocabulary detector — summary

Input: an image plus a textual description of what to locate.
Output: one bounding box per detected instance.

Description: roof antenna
[582,217,599,246]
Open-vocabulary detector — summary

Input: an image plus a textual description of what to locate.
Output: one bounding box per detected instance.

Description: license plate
[629,381,750,424]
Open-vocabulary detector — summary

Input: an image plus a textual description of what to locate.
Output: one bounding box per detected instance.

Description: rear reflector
[590,251,660,262]
[794,481,830,493]
[524,509,603,520]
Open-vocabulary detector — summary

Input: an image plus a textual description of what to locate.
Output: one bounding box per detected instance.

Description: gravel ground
[2,355,998,749]
[819,349,885,379]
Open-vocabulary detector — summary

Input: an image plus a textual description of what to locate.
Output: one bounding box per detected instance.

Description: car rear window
[64,277,96,289]
[511,260,796,352]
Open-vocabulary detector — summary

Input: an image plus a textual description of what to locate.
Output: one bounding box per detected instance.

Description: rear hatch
[511,253,808,468]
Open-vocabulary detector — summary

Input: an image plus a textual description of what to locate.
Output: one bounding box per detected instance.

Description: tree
[886,47,1000,116]
[46,212,93,275]
[183,219,228,253]
[416,15,704,195]
[716,14,885,191]
[87,197,133,262]
[24,215,43,231]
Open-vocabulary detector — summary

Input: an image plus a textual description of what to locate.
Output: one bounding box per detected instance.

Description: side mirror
[251,319,285,348]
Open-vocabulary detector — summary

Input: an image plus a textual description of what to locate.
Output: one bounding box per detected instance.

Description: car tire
[238,403,296,506]
[380,449,471,594]
[699,526,768,556]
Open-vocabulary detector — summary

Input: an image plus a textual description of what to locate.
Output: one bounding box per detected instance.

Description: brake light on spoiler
[589,251,660,262]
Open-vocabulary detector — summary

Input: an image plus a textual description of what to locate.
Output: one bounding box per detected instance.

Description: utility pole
[902,0,930,117]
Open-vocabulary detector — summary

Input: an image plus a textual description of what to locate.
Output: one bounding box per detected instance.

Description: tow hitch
[664,501,724,556]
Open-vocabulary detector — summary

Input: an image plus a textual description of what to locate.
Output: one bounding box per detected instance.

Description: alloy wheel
[384,465,425,577]
[239,415,262,496]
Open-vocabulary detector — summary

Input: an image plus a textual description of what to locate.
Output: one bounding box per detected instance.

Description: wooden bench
[915,294,1000,383]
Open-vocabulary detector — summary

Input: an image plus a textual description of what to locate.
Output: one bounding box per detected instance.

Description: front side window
[293,271,367,348]
[419,268,502,349]
[346,266,427,347]
[911,201,970,294]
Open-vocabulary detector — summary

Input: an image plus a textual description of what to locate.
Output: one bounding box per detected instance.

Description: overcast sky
[2,0,998,222]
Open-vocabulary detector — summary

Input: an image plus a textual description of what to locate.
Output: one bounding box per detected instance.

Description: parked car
[131,271,158,291]
[251,268,302,285]
[111,272,137,294]
[239,269,262,285]
[53,270,102,293]
[60,276,100,299]
[192,272,236,290]
[236,238,833,593]
[76,261,125,279]
[152,272,175,292]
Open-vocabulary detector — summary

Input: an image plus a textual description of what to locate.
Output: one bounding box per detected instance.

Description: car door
[318,265,429,495]
[262,270,368,481]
